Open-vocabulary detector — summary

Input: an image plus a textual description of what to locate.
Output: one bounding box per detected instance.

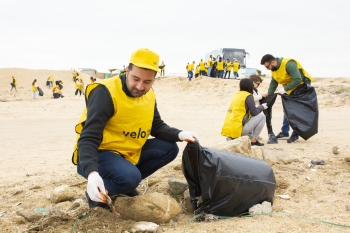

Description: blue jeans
[234,72,238,79]
[188,71,193,81]
[217,70,224,78]
[281,115,298,137]
[207,67,212,77]
[77,138,178,196]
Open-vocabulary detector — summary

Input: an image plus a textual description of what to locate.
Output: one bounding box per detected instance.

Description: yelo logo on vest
[123,128,150,139]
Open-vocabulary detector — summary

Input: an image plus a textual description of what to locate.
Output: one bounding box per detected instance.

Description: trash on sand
[311,160,325,165]
[34,208,49,216]
[278,195,290,199]
[306,176,311,180]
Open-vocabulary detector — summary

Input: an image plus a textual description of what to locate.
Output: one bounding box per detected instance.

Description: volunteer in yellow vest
[233,59,240,79]
[52,81,64,98]
[195,64,199,78]
[216,57,224,78]
[10,76,17,92]
[75,77,84,96]
[188,61,194,81]
[73,48,199,210]
[260,54,314,143]
[48,75,55,88]
[221,78,267,146]
[207,55,213,77]
[90,76,96,84]
[199,59,206,76]
[32,79,38,99]
[224,59,232,79]
[160,61,165,76]
[73,70,78,82]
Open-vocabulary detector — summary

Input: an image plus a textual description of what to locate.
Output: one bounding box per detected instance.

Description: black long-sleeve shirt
[78,75,181,176]
[242,95,264,123]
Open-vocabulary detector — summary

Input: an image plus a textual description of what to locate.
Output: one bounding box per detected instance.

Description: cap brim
[133,62,158,72]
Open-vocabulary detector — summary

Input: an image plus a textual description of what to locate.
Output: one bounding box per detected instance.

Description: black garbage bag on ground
[281,83,318,140]
[182,140,277,217]
[38,87,44,96]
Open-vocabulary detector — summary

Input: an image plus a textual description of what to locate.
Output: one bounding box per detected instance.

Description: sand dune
[0,68,350,232]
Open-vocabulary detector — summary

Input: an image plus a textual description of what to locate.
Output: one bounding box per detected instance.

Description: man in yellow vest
[207,55,213,77]
[73,48,199,210]
[216,57,224,78]
[261,54,314,143]
[224,59,232,79]
[233,59,240,79]
[199,59,206,76]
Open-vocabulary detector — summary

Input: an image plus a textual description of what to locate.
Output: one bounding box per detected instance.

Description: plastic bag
[182,140,277,217]
[281,84,319,140]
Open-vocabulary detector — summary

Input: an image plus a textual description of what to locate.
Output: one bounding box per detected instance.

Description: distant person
[73,70,78,82]
[10,76,17,92]
[224,59,232,79]
[199,59,206,76]
[188,61,194,81]
[221,78,267,146]
[48,75,55,88]
[233,59,240,79]
[216,57,224,78]
[32,79,39,99]
[75,78,84,96]
[159,61,165,76]
[195,64,199,78]
[90,77,96,84]
[210,58,217,77]
[207,55,213,77]
[72,48,199,209]
[261,54,314,143]
[52,81,64,98]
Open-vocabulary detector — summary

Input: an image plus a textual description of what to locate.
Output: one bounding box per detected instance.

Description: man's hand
[178,131,199,143]
[278,88,286,95]
[261,103,268,110]
[87,172,107,203]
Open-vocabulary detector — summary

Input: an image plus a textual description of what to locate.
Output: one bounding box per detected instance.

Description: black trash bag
[260,93,278,135]
[38,87,44,96]
[182,140,277,217]
[281,83,318,140]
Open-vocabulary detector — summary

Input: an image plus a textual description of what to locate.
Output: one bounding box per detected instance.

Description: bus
[204,48,249,68]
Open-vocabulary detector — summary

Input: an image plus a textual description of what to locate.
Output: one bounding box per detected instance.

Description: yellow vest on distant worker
[32,84,38,92]
[207,58,212,67]
[217,61,224,70]
[72,77,156,165]
[226,62,232,71]
[221,91,252,138]
[272,58,314,94]
[233,61,240,72]
[199,61,205,71]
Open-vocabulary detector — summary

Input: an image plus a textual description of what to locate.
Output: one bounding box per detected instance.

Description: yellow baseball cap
[129,48,159,72]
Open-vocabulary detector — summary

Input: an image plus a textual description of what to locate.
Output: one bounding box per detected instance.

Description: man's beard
[271,65,278,71]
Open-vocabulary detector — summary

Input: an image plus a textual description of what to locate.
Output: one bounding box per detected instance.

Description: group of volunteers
[72,70,97,97]
[186,55,241,81]
[71,48,315,211]
[9,75,64,99]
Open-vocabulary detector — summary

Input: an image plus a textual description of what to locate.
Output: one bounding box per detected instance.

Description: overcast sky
[1,0,349,77]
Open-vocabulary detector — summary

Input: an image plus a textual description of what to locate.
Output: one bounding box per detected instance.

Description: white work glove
[261,103,268,110]
[178,131,199,143]
[87,172,107,203]
[278,88,286,95]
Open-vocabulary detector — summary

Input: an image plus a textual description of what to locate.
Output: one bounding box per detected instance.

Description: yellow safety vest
[272,58,314,94]
[226,62,232,71]
[207,58,212,67]
[199,61,205,71]
[221,91,252,138]
[233,62,240,72]
[13,78,17,86]
[32,84,38,92]
[195,66,199,74]
[217,61,224,70]
[72,77,156,165]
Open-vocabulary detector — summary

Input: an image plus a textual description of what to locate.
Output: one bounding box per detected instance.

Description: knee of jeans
[112,171,142,192]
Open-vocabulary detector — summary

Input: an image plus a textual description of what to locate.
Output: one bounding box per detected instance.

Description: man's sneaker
[251,140,264,146]
[287,135,299,143]
[85,191,109,210]
[275,132,289,140]
[267,133,278,144]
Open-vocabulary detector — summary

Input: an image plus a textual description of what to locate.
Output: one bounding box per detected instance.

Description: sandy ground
[0,68,350,232]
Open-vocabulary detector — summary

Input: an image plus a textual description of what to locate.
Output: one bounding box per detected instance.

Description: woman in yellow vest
[75,77,84,96]
[32,79,38,99]
[216,57,224,78]
[73,48,199,209]
[260,54,314,143]
[224,59,232,79]
[221,78,268,146]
